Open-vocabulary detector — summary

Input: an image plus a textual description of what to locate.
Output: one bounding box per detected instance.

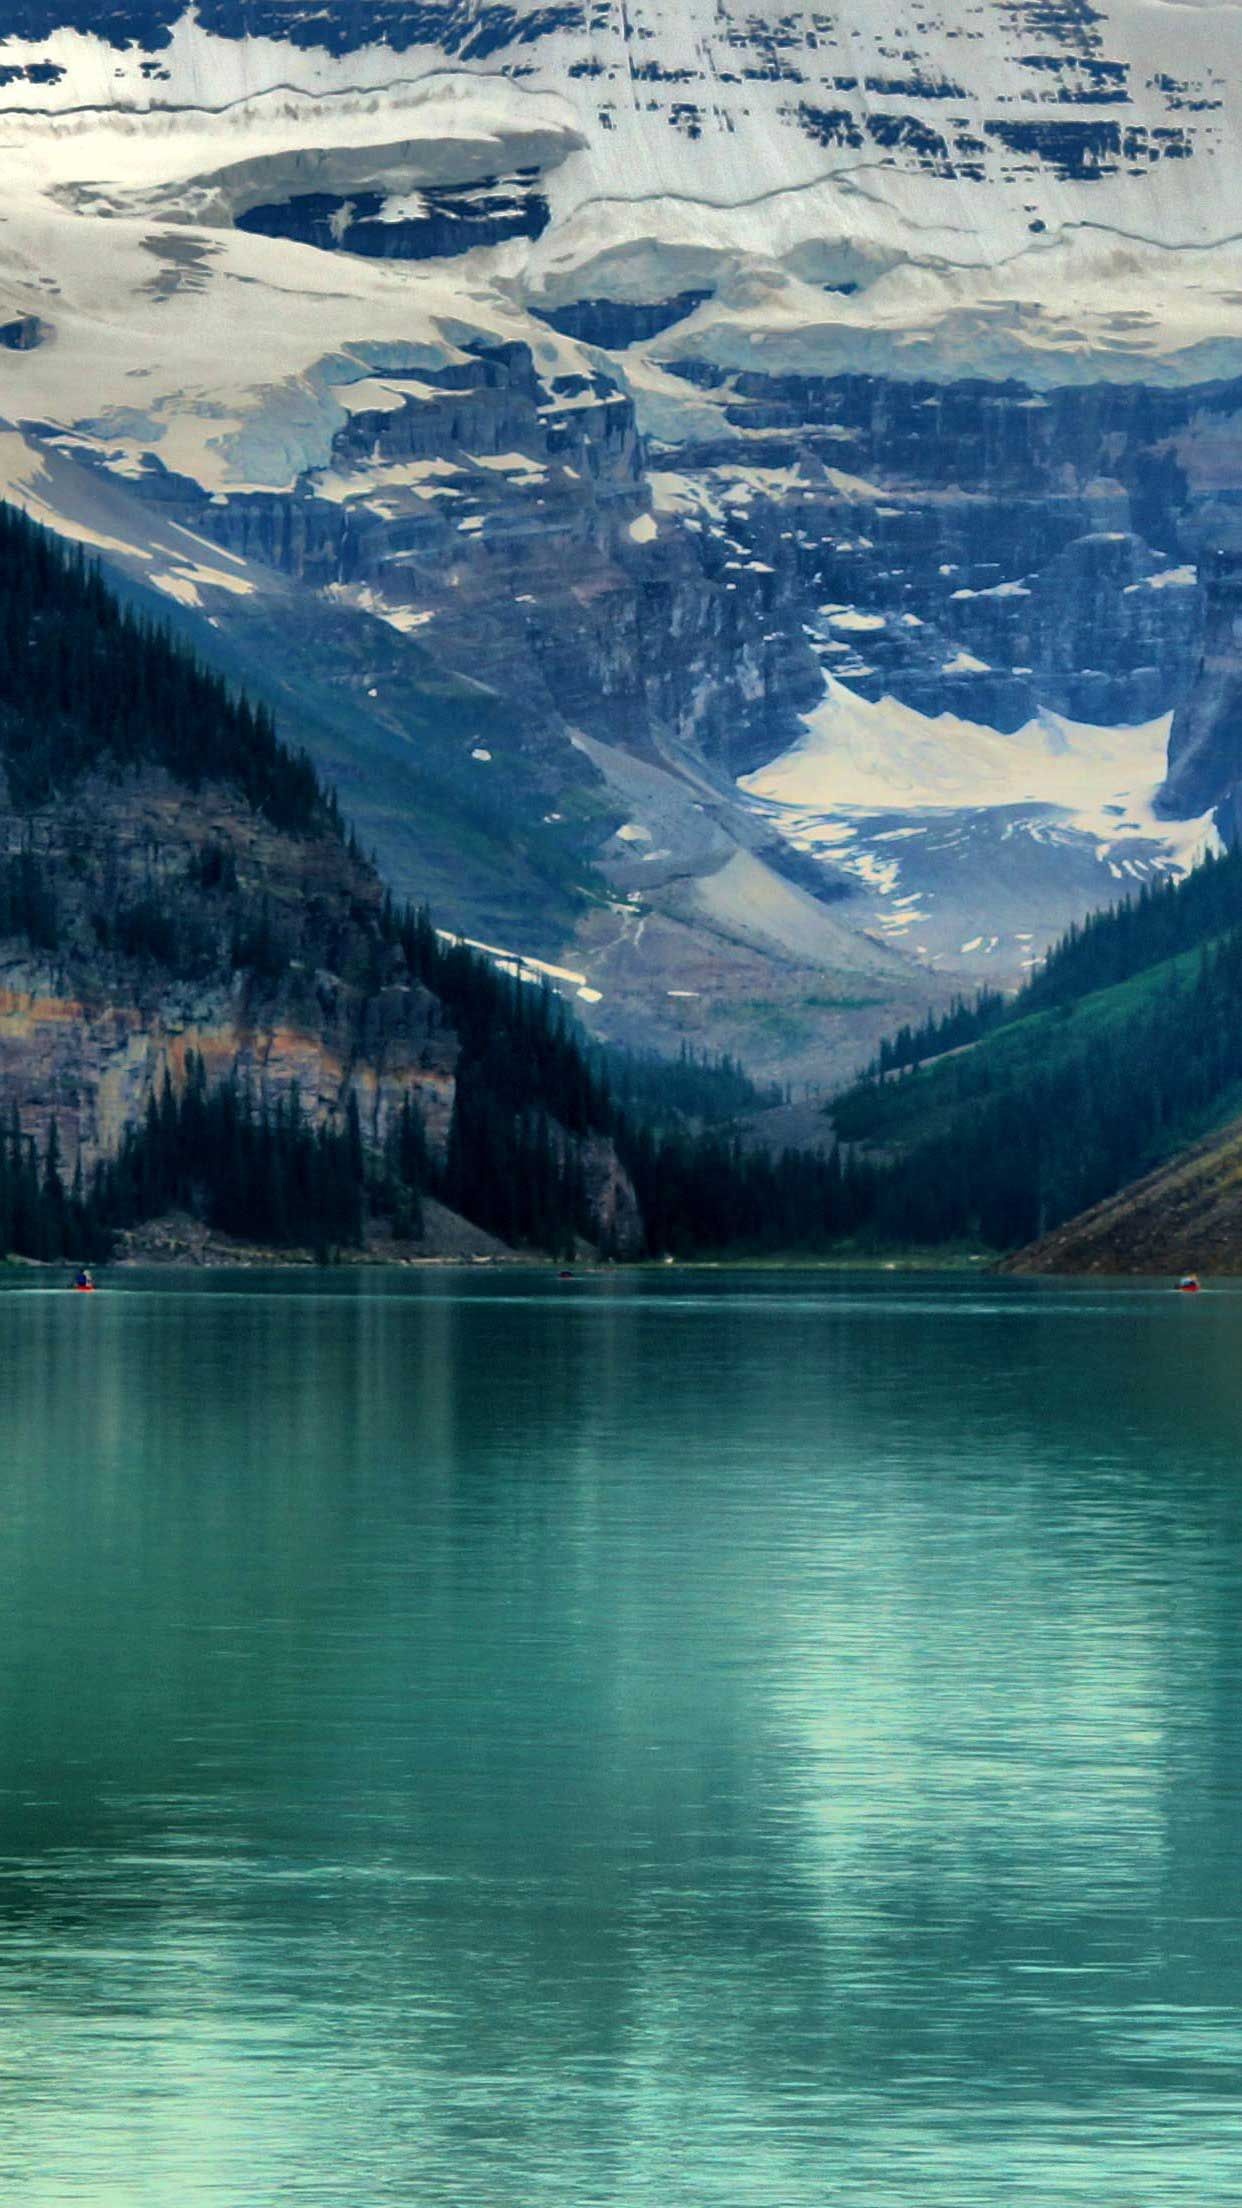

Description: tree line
[838,900,1242,1250]
[874,846,1242,1076]
[0,502,328,832]
[0,1062,368,1267]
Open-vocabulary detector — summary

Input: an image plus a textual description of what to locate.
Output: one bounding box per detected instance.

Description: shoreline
[5,1247,1181,1278]
[3,1252,1227,1281]
[6,1246,992,1276]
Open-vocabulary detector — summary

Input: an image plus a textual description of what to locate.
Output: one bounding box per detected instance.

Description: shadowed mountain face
[1,2,1241,1081]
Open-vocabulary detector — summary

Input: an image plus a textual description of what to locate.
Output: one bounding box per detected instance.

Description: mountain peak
[0,2,1239,1081]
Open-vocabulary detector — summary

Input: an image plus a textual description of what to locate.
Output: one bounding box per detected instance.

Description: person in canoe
[72,1267,94,1293]
[1178,1274,1201,1294]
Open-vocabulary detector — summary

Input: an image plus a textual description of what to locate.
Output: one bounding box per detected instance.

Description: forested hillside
[0,505,324,831]
[834,847,1242,1254]
[874,851,1242,1076]
[0,508,854,1266]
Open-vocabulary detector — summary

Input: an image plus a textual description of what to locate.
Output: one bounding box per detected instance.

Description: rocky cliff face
[0,775,456,1177]
[176,338,825,782]
[1162,551,1242,835]
[2,3,1242,1078]
[0,767,644,1255]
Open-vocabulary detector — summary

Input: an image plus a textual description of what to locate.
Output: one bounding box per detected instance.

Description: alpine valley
[2,0,1242,1098]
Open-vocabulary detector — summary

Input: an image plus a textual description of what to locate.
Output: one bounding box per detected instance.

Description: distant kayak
[1178,1274,1201,1294]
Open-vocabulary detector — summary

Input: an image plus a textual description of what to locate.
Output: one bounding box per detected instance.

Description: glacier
[1,0,1241,1080]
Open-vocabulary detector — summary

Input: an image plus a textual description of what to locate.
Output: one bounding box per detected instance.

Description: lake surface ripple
[1,1270,1239,2205]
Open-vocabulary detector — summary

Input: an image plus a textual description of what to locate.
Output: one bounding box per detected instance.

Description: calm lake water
[2,1269,1241,2206]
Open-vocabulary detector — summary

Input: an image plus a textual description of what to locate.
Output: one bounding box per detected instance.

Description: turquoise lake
[1,1269,1240,2205]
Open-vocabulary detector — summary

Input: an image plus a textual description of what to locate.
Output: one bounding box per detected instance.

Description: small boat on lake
[1178,1274,1201,1294]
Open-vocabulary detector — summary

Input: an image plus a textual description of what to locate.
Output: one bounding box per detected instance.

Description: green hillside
[833,850,1242,1251]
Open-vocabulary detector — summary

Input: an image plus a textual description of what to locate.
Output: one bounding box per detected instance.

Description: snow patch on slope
[741,679,1221,977]
[744,677,1198,840]
[761,684,1085,812]
[4,3,1242,437]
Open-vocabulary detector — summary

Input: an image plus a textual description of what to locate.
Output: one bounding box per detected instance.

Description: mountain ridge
[3,1,1242,1079]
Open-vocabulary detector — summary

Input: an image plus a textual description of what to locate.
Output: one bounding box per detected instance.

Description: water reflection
[1,1274,1241,2201]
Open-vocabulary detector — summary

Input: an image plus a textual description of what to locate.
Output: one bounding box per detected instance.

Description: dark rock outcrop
[1160,549,1242,828]
[236,175,551,260]
[533,293,712,348]
[0,314,46,350]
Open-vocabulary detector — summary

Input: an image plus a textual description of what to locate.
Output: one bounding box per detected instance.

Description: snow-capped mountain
[1,0,1240,1079]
